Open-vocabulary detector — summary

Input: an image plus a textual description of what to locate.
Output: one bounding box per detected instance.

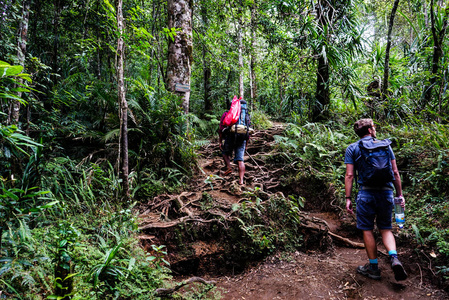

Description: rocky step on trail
[138,123,448,299]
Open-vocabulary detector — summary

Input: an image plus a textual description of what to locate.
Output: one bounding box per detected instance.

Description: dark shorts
[356,189,394,231]
[222,135,246,162]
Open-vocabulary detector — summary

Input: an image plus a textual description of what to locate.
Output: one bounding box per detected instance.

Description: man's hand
[397,195,405,208]
[346,198,354,214]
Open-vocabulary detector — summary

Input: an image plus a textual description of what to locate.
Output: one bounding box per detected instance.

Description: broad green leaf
[0,93,28,104]
[3,65,24,77]
[15,73,32,82]
[37,200,59,209]
[103,0,115,13]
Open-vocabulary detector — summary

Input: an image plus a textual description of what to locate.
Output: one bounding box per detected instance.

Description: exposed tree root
[155,276,216,297]
[138,123,358,279]
[138,216,223,230]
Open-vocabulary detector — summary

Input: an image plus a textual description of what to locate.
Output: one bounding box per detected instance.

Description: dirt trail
[212,216,447,300]
[139,123,448,300]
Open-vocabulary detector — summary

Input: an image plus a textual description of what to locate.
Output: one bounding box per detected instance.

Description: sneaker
[357,263,381,280]
[391,257,408,281]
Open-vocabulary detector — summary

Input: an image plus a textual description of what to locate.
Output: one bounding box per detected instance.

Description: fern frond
[104,128,120,143]
[194,140,210,147]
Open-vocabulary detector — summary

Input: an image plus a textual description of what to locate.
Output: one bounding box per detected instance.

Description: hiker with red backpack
[344,118,407,281]
[218,96,251,185]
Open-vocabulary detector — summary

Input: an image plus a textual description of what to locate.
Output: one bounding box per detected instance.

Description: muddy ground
[138,123,448,299]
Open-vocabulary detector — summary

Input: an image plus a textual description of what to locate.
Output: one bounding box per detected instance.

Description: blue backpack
[357,138,395,186]
[231,100,251,141]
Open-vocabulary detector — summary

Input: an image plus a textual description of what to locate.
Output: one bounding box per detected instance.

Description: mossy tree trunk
[167,0,193,114]
[117,0,129,198]
[8,0,31,125]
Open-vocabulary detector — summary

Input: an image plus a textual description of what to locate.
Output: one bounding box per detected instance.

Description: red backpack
[222,96,241,126]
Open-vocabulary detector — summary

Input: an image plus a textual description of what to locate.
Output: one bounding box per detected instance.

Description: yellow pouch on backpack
[229,124,254,135]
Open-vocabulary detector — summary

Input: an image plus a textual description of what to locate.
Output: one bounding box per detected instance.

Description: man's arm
[218,130,223,150]
[345,163,355,214]
[391,159,404,204]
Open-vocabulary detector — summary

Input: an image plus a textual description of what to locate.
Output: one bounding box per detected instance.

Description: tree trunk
[166,0,193,114]
[151,0,165,89]
[96,0,101,80]
[201,5,211,113]
[52,0,62,87]
[312,55,329,122]
[312,1,331,122]
[422,0,448,109]
[381,0,400,102]
[8,0,31,125]
[117,0,129,199]
[238,0,244,98]
[203,46,212,113]
[250,0,258,111]
[278,67,283,104]
[225,69,233,108]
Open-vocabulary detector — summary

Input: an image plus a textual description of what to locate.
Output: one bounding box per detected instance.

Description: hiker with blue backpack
[218,96,252,185]
[344,118,407,281]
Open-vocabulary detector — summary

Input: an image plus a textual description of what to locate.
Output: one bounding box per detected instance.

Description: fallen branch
[328,231,365,248]
[155,276,216,297]
[298,213,364,248]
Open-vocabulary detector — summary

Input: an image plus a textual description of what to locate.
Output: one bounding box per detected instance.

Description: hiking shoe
[357,263,381,280]
[391,257,408,281]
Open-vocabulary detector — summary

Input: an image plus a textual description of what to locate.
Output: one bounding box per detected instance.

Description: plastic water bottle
[394,197,405,229]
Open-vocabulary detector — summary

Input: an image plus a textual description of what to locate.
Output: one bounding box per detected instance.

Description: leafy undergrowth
[2,116,449,299]
[0,160,173,299]
[390,122,449,280]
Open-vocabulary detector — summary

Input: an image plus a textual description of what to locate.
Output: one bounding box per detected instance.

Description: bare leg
[223,154,232,170]
[380,229,396,252]
[238,161,245,185]
[363,230,378,259]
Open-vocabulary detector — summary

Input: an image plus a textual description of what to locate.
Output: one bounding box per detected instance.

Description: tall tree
[381,0,400,101]
[202,46,212,112]
[249,0,258,109]
[312,0,331,122]
[166,0,193,114]
[422,0,449,109]
[200,2,212,113]
[310,0,363,122]
[238,0,244,98]
[117,0,129,198]
[8,0,31,125]
[52,0,63,87]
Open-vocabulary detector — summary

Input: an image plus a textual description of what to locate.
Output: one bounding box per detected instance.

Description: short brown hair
[354,118,373,138]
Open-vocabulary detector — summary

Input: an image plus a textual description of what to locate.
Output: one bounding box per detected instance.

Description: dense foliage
[1,0,448,298]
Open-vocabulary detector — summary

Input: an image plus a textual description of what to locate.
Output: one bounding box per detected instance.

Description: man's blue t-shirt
[345,136,395,188]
